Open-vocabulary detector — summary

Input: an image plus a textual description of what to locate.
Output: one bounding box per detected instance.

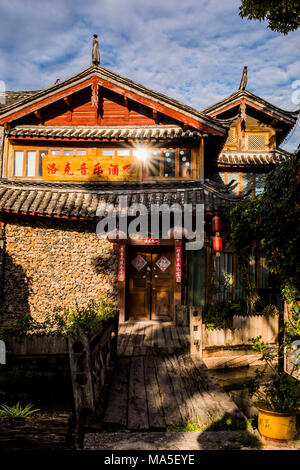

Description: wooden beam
[0,78,95,125]
[199,137,204,181]
[211,98,294,125]
[34,109,43,122]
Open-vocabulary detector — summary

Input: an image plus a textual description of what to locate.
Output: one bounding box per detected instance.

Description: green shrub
[3,299,115,337]
[0,402,40,418]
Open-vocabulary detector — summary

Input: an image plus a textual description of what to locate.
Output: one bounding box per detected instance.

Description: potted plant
[247,336,300,441]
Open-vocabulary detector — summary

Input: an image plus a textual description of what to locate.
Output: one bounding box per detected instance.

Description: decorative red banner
[143,238,159,245]
[118,245,126,282]
[174,240,182,283]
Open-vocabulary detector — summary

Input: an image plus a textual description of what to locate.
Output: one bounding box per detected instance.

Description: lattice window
[247,134,266,150]
[227,128,236,143]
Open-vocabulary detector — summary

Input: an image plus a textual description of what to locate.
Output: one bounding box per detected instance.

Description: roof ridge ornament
[239,66,248,90]
[92,34,100,66]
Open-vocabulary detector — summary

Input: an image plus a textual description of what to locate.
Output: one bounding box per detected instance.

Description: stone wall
[1,214,118,324]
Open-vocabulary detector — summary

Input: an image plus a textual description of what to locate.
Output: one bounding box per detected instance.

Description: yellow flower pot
[258,407,297,441]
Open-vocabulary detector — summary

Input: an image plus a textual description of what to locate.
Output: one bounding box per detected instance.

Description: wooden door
[127,248,174,321]
[128,251,151,321]
[151,250,174,320]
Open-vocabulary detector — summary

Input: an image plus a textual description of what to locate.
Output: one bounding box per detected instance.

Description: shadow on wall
[1,251,30,326]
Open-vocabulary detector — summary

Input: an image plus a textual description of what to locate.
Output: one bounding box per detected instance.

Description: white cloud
[0,0,299,150]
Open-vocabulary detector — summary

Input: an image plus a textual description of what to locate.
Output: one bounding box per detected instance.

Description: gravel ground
[84,431,300,451]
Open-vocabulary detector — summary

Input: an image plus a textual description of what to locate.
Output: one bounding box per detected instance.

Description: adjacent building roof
[0,179,242,219]
[204,89,299,123]
[7,125,205,141]
[0,91,39,108]
[218,148,292,166]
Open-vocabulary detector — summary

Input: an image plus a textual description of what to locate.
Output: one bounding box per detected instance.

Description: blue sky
[0,0,299,151]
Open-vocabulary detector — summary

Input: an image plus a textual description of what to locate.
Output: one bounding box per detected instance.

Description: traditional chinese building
[0,44,298,325]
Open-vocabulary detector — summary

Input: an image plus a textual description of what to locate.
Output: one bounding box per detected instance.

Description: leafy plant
[3,299,116,337]
[66,299,115,332]
[239,0,300,34]
[225,152,300,335]
[246,336,300,412]
[0,402,40,418]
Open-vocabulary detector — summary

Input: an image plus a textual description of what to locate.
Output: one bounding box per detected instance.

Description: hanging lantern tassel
[213,233,223,257]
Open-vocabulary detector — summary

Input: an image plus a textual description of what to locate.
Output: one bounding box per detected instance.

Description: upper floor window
[14,150,48,177]
[226,128,236,144]
[247,133,266,151]
[11,146,193,180]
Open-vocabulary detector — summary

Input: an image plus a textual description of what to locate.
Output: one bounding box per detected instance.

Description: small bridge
[103,321,244,431]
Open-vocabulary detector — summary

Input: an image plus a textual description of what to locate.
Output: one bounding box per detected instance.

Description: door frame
[114,239,183,322]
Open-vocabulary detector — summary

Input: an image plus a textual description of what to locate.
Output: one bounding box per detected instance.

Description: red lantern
[213,236,223,256]
[212,215,222,233]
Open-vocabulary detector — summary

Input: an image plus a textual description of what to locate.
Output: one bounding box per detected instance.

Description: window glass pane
[212,172,225,185]
[227,173,239,194]
[163,150,175,177]
[179,149,191,177]
[259,245,269,289]
[76,150,87,156]
[147,150,160,177]
[64,150,73,155]
[215,252,233,301]
[242,173,252,194]
[38,150,48,177]
[102,150,115,156]
[50,150,61,155]
[117,149,130,156]
[255,174,266,195]
[26,151,36,177]
[14,151,24,176]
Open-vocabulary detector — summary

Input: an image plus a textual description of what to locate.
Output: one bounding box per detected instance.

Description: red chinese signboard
[118,245,126,282]
[174,240,182,283]
[43,154,140,181]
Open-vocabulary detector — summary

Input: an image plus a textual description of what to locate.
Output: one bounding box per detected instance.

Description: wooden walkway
[103,322,244,431]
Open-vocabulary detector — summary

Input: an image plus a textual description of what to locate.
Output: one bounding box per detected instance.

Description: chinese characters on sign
[174,240,182,283]
[118,245,126,282]
[43,155,139,181]
[144,238,159,245]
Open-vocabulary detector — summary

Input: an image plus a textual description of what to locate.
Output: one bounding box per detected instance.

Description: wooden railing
[188,307,279,357]
[68,312,119,426]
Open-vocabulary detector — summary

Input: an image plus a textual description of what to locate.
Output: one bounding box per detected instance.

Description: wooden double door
[127,247,174,321]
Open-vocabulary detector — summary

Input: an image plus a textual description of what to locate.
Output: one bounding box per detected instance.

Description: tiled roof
[0,91,39,108]
[7,125,205,141]
[218,149,292,166]
[0,65,228,135]
[0,179,242,219]
[204,89,299,122]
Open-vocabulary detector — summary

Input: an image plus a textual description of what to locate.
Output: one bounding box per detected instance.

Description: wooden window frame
[8,145,196,181]
[246,132,269,151]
